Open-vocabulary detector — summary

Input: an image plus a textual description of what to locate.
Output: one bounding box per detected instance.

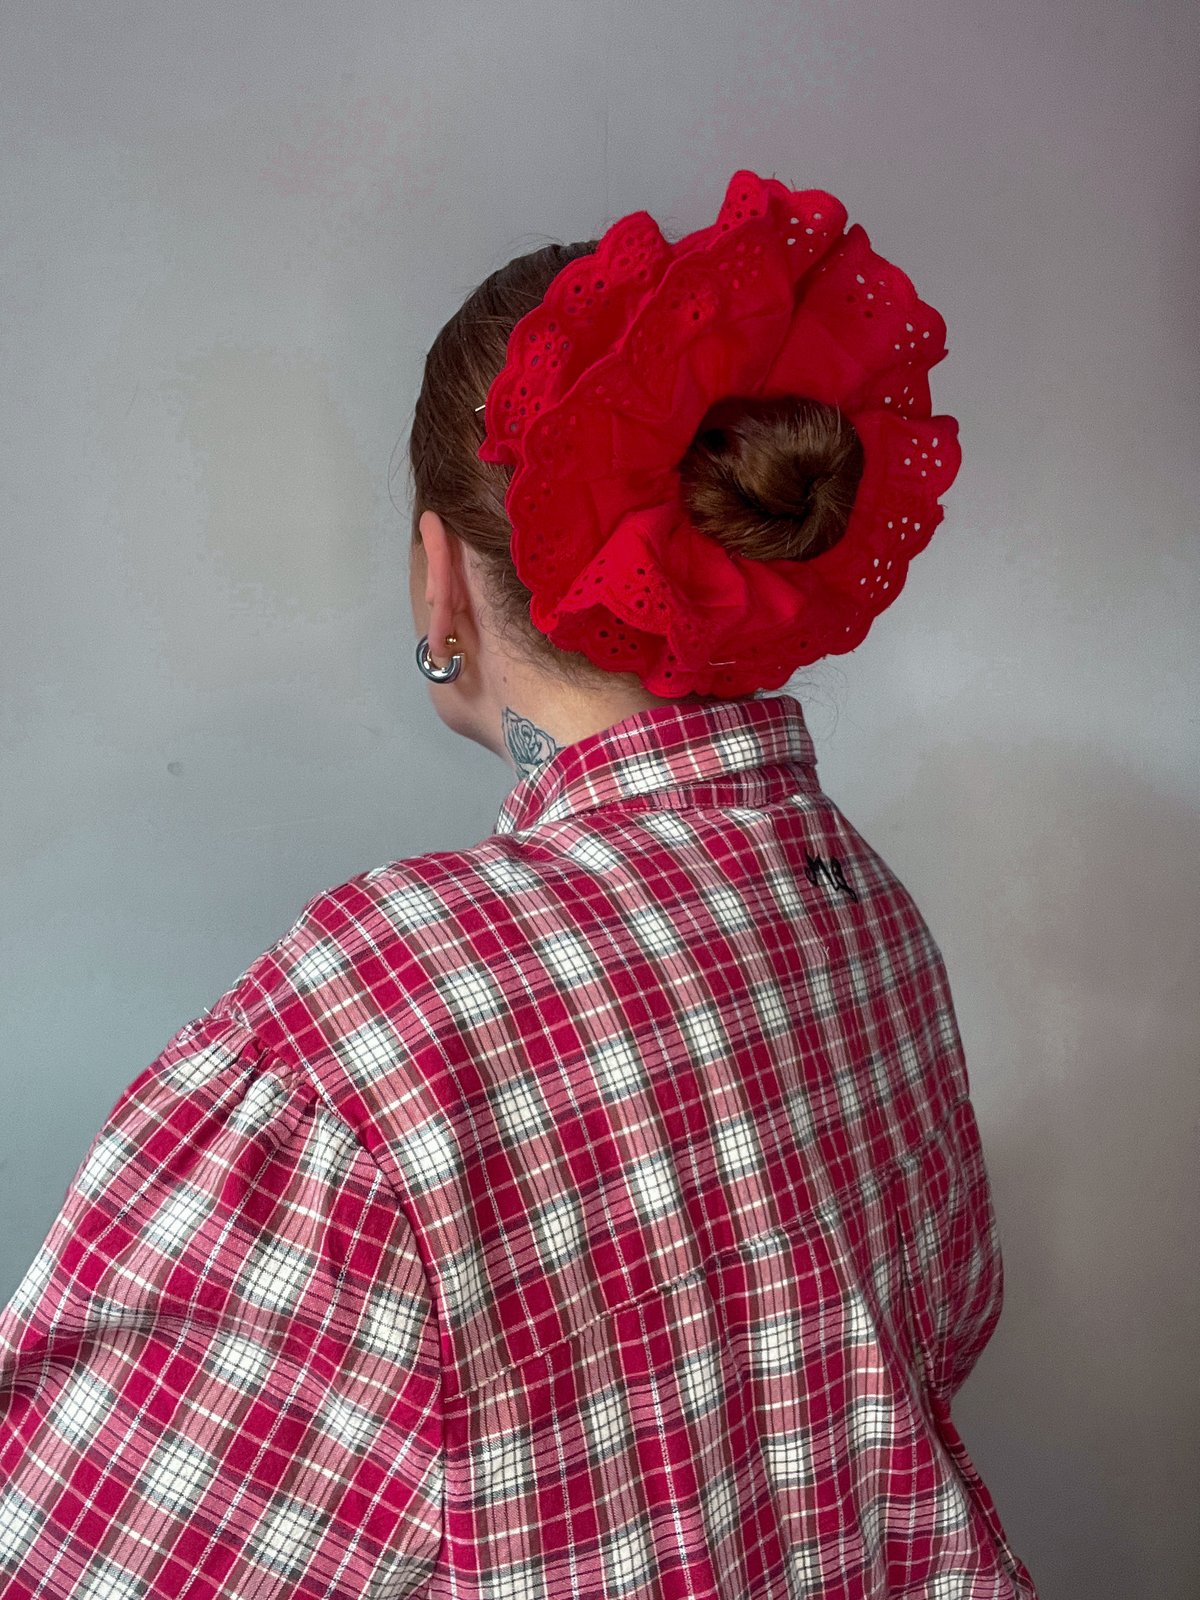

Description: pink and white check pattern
[0,691,1038,1598]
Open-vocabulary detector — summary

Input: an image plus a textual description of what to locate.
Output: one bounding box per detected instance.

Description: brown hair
[405,238,864,693]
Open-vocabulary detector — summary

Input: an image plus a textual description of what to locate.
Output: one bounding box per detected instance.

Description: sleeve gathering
[0,1011,444,1599]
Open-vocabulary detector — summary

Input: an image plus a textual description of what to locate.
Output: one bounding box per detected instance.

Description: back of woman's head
[406,238,864,691]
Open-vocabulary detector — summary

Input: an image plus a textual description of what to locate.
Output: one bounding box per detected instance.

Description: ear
[417,510,452,603]
[417,509,472,649]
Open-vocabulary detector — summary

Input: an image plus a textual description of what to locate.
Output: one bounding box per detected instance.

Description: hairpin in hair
[474,403,486,412]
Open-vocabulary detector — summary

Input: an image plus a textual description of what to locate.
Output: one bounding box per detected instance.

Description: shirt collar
[493,690,819,836]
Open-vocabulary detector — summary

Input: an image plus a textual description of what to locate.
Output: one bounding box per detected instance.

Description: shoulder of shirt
[200,832,562,1073]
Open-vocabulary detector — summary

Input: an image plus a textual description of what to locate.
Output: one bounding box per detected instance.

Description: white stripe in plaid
[700,880,753,931]
[141,1430,218,1513]
[246,1491,330,1580]
[752,1310,802,1376]
[581,1382,635,1466]
[530,1190,586,1270]
[46,1370,115,1452]
[441,1236,491,1327]
[472,1420,538,1500]
[535,928,603,987]
[475,854,545,894]
[714,1111,765,1181]
[72,1557,146,1599]
[749,975,793,1040]
[602,1511,655,1594]
[5,1242,55,1317]
[393,1108,460,1194]
[677,1000,730,1065]
[677,1342,724,1421]
[142,1179,214,1257]
[239,1233,315,1315]
[764,1426,817,1488]
[563,831,625,873]
[636,810,695,845]
[372,877,447,931]
[491,1071,552,1145]
[589,1034,649,1103]
[286,934,349,994]
[0,1489,44,1576]
[435,960,509,1027]
[205,1329,272,1391]
[74,1127,140,1200]
[628,1151,684,1224]
[699,1462,740,1547]
[626,902,684,956]
[357,1280,427,1365]
[331,1014,404,1085]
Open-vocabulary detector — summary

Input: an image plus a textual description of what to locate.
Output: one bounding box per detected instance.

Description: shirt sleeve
[900,1092,1006,1410]
[0,1011,444,1599]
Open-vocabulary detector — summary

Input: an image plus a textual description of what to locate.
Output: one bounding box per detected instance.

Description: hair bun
[677,394,865,563]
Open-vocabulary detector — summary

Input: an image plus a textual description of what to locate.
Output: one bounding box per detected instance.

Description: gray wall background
[2,2,1197,1594]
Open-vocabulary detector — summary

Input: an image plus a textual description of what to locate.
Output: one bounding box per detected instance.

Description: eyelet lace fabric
[477,169,961,699]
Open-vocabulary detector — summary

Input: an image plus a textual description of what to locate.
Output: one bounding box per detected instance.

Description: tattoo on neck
[502,706,563,779]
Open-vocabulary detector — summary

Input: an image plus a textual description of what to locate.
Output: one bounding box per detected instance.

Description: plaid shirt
[0,690,1037,1599]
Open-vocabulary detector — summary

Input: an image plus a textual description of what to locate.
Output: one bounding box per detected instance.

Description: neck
[425,627,727,781]
[499,684,695,781]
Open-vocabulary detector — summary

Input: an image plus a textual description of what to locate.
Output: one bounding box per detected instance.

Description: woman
[0,170,1038,1597]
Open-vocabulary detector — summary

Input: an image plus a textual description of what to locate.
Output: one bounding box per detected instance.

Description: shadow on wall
[882,733,1200,1599]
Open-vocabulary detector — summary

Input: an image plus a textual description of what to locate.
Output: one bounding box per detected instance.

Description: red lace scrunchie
[477,169,961,700]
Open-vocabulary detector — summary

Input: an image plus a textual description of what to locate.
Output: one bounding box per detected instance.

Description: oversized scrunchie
[477,169,961,699]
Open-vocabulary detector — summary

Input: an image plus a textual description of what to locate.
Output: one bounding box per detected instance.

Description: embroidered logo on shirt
[803,850,859,903]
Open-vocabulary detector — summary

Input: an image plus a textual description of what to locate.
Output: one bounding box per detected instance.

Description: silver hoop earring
[415,633,465,683]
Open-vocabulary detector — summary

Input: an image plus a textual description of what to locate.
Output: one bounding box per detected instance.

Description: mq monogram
[803,850,859,904]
